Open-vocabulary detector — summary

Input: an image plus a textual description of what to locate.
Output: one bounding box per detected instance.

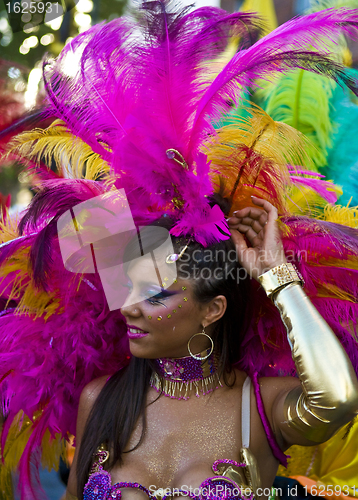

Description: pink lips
[127,325,149,339]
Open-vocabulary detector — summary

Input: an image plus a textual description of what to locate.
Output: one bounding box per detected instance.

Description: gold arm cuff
[276,283,358,442]
[258,263,304,299]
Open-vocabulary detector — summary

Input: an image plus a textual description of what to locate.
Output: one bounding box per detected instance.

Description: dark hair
[76,197,252,497]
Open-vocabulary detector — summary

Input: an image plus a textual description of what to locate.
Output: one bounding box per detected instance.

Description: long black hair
[76,196,253,497]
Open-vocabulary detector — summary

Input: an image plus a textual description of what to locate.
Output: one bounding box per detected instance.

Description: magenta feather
[2,3,358,497]
[239,217,358,378]
[43,5,265,243]
[289,168,339,204]
[42,4,358,244]
[189,8,358,155]
[0,250,129,497]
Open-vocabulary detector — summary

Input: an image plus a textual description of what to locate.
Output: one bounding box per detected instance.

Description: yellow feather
[320,202,358,228]
[316,282,357,303]
[0,412,65,492]
[5,120,110,181]
[240,0,278,35]
[0,247,63,319]
[286,183,342,218]
[207,102,311,168]
[41,430,66,472]
[0,411,32,491]
[205,103,312,214]
[0,215,19,245]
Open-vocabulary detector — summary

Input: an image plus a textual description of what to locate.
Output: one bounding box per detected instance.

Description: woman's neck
[150,350,222,400]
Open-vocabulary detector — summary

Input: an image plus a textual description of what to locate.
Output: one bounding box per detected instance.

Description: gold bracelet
[258,263,304,299]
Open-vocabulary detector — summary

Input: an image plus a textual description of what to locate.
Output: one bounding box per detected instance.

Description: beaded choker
[150,350,222,400]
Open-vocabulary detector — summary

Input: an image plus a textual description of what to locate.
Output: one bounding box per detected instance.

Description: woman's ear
[202,295,227,328]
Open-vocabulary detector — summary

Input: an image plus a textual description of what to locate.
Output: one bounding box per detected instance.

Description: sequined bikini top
[83,377,261,500]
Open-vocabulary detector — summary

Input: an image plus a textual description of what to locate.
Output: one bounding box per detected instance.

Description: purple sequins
[84,474,157,500]
[154,351,215,382]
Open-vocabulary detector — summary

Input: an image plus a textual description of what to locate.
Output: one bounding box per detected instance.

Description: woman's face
[120,255,217,359]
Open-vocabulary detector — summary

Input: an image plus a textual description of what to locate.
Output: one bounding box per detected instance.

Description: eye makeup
[125,280,178,306]
[145,288,177,306]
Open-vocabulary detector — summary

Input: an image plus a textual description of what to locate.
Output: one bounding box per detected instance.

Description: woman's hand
[227,196,287,281]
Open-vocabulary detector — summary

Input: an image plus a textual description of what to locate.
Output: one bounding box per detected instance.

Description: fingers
[228,216,266,232]
[251,196,278,214]
[230,228,248,261]
[227,212,267,232]
[228,197,277,225]
[238,214,268,230]
[230,206,267,222]
[235,223,263,247]
[228,197,278,247]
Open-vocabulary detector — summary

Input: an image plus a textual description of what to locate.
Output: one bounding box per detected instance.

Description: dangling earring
[187,326,214,361]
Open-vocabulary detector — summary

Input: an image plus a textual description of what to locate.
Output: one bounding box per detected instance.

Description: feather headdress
[1,2,358,497]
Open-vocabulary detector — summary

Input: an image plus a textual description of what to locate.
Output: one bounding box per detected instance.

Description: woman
[62,196,358,499]
[1,3,358,499]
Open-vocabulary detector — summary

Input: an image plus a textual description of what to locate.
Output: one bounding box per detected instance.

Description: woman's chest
[110,387,243,487]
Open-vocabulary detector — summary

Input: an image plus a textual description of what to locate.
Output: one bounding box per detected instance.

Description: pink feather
[189,8,358,156]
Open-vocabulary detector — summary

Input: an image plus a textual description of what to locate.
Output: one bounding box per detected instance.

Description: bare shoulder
[80,375,109,409]
[259,375,301,403]
[77,375,109,430]
[67,375,110,496]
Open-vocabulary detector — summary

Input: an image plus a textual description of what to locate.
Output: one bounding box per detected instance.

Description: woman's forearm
[274,282,358,442]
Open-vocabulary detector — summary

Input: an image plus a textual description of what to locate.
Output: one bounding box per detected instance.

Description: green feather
[307,0,358,13]
[212,90,252,129]
[324,68,358,206]
[255,70,336,171]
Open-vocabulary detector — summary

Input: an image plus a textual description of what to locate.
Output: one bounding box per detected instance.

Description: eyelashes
[146,290,175,306]
[146,297,165,306]
[124,282,176,306]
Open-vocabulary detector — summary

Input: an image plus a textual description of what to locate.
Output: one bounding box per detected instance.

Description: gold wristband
[258,263,304,299]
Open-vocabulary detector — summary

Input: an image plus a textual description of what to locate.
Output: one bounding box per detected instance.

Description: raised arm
[273,282,358,444]
[228,197,358,448]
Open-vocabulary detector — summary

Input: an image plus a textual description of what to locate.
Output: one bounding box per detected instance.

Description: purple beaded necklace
[150,349,222,400]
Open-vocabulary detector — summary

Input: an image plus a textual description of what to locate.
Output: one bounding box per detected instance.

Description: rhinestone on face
[183,297,188,301]
[157,316,162,321]
[167,314,171,318]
